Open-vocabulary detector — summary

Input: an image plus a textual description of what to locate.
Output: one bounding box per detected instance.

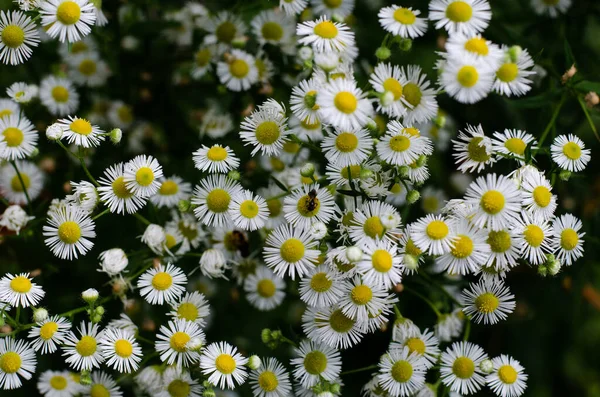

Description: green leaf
[525,141,534,164]
[337,189,362,197]
[270,176,289,193]
[574,80,600,94]
[564,39,576,67]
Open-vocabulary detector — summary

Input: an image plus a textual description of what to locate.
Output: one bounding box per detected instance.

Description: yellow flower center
[453,357,475,379]
[498,365,518,384]
[195,48,211,66]
[11,173,30,192]
[426,220,449,240]
[329,309,355,332]
[475,292,499,313]
[71,41,88,53]
[389,135,411,152]
[165,234,177,249]
[487,230,511,253]
[480,190,505,214]
[393,8,416,24]
[297,195,320,217]
[464,37,489,56]
[117,105,133,123]
[333,92,358,114]
[451,234,474,258]
[50,375,67,390]
[0,352,21,374]
[178,221,198,241]
[152,272,173,291]
[363,216,385,239]
[56,1,82,25]
[301,117,321,130]
[304,350,327,374]
[405,239,422,256]
[58,221,82,244]
[0,109,13,118]
[159,180,179,195]
[383,78,403,100]
[206,188,231,213]
[78,59,97,76]
[405,337,426,355]
[335,132,358,152]
[457,66,479,88]
[76,335,97,357]
[283,141,300,154]
[562,142,581,160]
[310,272,332,292]
[351,285,373,305]
[238,200,258,218]
[90,384,110,397]
[314,21,338,39]
[446,1,473,22]
[371,249,393,272]
[70,119,93,136]
[403,127,420,137]
[169,331,190,352]
[403,83,422,107]
[135,167,154,187]
[496,63,519,82]
[422,196,439,213]
[177,302,199,321]
[207,146,228,161]
[40,322,59,340]
[341,165,361,180]
[216,21,236,43]
[229,59,251,80]
[257,279,276,298]
[261,22,284,41]
[168,380,191,397]
[467,136,490,162]
[114,339,133,358]
[215,354,236,374]
[3,127,24,147]
[532,186,551,207]
[524,224,544,247]
[258,371,279,391]
[280,238,305,263]
[267,198,282,217]
[560,228,578,250]
[391,360,413,382]
[504,137,526,155]
[51,86,69,103]
[1,25,25,49]
[324,0,342,7]
[255,121,280,145]
[10,275,32,293]
[112,176,134,199]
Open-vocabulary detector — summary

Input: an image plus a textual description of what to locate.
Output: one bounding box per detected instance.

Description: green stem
[341,364,378,376]
[418,272,462,306]
[577,95,600,143]
[92,208,110,221]
[128,261,154,281]
[10,161,33,212]
[78,154,100,187]
[133,213,151,226]
[403,286,443,318]
[463,318,472,341]
[534,93,568,154]
[136,335,154,345]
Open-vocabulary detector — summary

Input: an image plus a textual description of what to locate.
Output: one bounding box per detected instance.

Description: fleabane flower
[0,272,45,307]
[461,280,516,325]
[378,6,428,39]
[229,189,269,231]
[439,57,494,104]
[436,218,490,275]
[378,346,427,397]
[27,315,71,354]
[297,16,354,54]
[98,162,148,215]
[492,128,537,164]
[486,354,528,397]
[316,78,373,131]
[137,262,187,305]
[263,223,320,280]
[150,175,192,209]
[40,0,97,43]
[200,342,248,390]
[216,49,259,92]
[155,319,205,367]
[240,105,290,157]
[290,339,341,388]
[550,134,591,172]
[377,121,433,166]
[429,0,491,36]
[0,338,36,390]
[39,76,79,116]
[99,327,142,373]
[440,341,488,395]
[493,46,536,97]
[321,128,374,168]
[452,124,495,173]
[464,173,521,231]
[56,115,104,148]
[357,239,403,289]
[369,63,408,119]
[249,357,292,397]
[43,205,96,260]
[0,10,39,65]
[123,154,163,198]
[243,265,286,311]
[193,144,240,174]
[192,174,243,227]
[551,213,584,266]
[62,321,105,371]
[283,183,338,231]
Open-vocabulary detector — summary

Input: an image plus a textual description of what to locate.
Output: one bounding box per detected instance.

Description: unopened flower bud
[434,115,446,129]
[227,170,240,181]
[261,328,272,343]
[365,117,379,133]
[95,306,105,316]
[330,383,341,394]
[82,288,99,304]
[33,308,48,323]
[109,128,122,144]
[346,246,363,262]
[300,163,315,178]
[403,254,419,271]
[480,359,494,374]
[546,254,562,276]
[298,46,313,61]
[381,91,395,107]
[381,212,400,229]
[559,169,572,181]
[407,190,420,204]
[375,46,391,61]
[178,199,191,212]
[561,64,577,84]
[311,222,328,240]
[202,390,216,397]
[398,166,409,177]
[398,38,413,51]
[231,36,248,48]
[314,52,339,71]
[537,264,548,277]
[46,123,63,140]
[359,168,373,180]
[508,45,522,63]
[416,155,427,167]
[248,355,262,370]
[585,92,599,108]
[80,371,92,386]
[187,337,203,351]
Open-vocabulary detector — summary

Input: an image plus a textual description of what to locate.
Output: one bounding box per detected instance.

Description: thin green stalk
[577,95,600,143]
[92,208,110,221]
[535,93,568,154]
[403,286,443,318]
[78,150,100,187]
[133,213,151,226]
[341,364,378,376]
[463,318,472,341]
[10,161,33,212]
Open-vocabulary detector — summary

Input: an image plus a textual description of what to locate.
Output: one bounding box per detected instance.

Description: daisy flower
[66,180,98,213]
[99,327,142,373]
[39,76,79,116]
[321,128,373,167]
[229,190,269,231]
[0,160,43,205]
[43,205,95,260]
[377,121,433,166]
[250,357,292,397]
[251,9,295,48]
[357,240,403,289]
[134,366,163,396]
[493,46,536,97]
[0,272,44,308]
[514,212,552,265]
[339,276,397,323]
[283,183,337,231]
[411,214,455,256]
[263,223,320,280]
[67,52,111,87]
[303,304,366,349]
[27,315,71,354]
[159,367,203,397]
[492,129,537,164]
[56,115,104,148]
[434,309,465,342]
[440,341,488,395]
[551,213,584,266]
[486,355,528,397]
[98,162,148,215]
[0,338,36,390]
[123,154,163,198]
[461,280,515,324]
[369,63,407,119]
[243,266,286,311]
[240,106,290,156]
[288,115,324,146]
[279,0,308,16]
[62,321,105,371]
[325,246,359,277]
[169,291,211,326]
[420,186,448,214]
[191,45,215,79]
[290,79,322,125]
[316,78,372,131]
[107,100,134,129]
[168,211,204,249]
[436,218,490,275]
[6,82,38,104]
[378,346,427,397]
[291,339,342,388]
[192,174,243,227]
[429,0,491,35]
[390,327,440,370]
[452,124,495,173]
[150,176,192,208]
[297,16,354,53]
[0,10,39,65]
[106,313,138,336]
[520,169,557,221]
[203,11,246,48]
[87,371,122,397]
[406,159,430,184]
[137,262,187,305]
[440,57,494,104]
[349,201,402,246]
[299,264,344,308]
[445,33,504,68]
[378,6,428,39]
[216,49,259,92]
[400,65,439,124]
[312,0,355,18]
[464,173,521,231]
[193,144,240,174]
[155,319,205,367]
[37,370,80,396]
[0,98,19,119]
[200,342,248,390]
[200,108,234,139]
[531,0,571,17]
[485,228,520,271]
[39,0,96,43]
[550,134,591,172]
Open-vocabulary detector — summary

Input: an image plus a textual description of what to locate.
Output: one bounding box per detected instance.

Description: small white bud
[99,248,129,275]
[200,248,229,279]
[33,308,49,323]
[310,222,328,240]
[82,288,99,304]
[0,205,33,234]
[187,337,204,351]
[381,212,400,229]
[480,359,494,374]
[300,163,315,178]
[247,355,262,370]
[46,123,63,140]
[110,128,122,144]
[298,46,313,61]
[381,91,395,107]
[314,52,339,71]
[141,224,166,255]
[403,254,419,271]
[346,246,363,262]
